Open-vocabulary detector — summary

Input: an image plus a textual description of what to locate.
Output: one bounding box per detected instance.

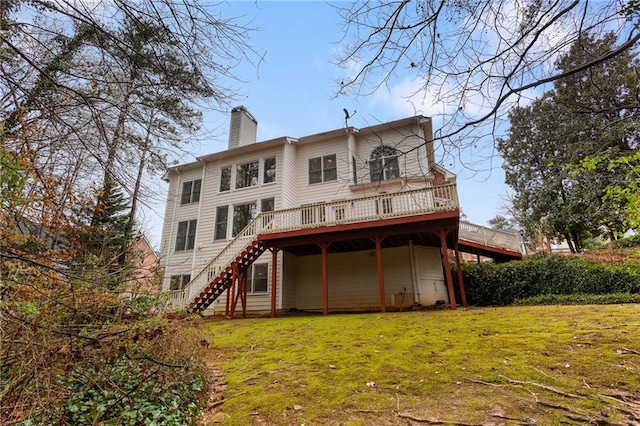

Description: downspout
[165,168,181,292]
[409,240,419,303]
[190,160,207,300]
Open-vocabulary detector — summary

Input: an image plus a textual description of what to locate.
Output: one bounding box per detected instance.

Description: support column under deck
[373,235,386,313]
[240,269,247,318]
[225,278,231,317]
[270,248,279,318]
[438,230,457,310]
[229,264,239,319]
[454,241,467,307]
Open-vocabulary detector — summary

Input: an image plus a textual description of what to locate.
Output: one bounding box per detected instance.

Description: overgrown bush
[456,254,640,306]
[607,234,640,248]
[0,262,209,425]
[514,292,640,305]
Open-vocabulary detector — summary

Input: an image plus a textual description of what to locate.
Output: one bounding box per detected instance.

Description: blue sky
[145,1,512,244]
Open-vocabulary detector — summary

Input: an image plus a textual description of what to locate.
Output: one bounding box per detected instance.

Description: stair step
[188,238,267,313]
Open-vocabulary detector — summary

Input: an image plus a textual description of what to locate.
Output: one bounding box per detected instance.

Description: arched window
[369,146,400,182]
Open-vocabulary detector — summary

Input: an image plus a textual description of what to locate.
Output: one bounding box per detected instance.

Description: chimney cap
[231,105,257,123]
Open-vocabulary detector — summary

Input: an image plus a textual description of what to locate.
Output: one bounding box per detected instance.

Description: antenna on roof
[343,108,357,127]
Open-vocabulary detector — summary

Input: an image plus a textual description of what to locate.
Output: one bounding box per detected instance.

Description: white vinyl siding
[415,246,448,306]
[280,143,298,208]
[294,247,415,311]
[281,252,297,309]
[295,137,349,207]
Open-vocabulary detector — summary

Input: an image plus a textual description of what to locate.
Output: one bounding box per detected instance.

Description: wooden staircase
[188,239,267,314]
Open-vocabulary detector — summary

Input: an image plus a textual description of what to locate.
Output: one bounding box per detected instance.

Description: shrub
[514,292,640,305]
[608,234,640,248]
[455,254,640,306]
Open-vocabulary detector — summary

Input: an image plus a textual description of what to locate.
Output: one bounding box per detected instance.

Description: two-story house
[159,107,521,317]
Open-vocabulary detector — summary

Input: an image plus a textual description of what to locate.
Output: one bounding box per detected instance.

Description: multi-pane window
[180,179,201,204]
[220,167,231,192]
[263,157,276,184]
[308,154,337,184]
[236,161,259,189]
[248,263,268,294]
[170,274,191,290]
[369,146,400,182]
[233,202,257,236]
[175,219,197,251]
[214,206,228,240]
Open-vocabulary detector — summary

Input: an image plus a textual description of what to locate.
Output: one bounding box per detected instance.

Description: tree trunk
[564,233,576,253]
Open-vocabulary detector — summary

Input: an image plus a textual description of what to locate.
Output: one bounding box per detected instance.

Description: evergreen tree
[498,33,640,251]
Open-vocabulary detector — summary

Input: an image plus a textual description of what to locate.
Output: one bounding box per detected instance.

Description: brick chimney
[228,106,257,150]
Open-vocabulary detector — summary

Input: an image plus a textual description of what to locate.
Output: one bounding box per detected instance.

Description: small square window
[170,274,191,290]
[308,155,337,184]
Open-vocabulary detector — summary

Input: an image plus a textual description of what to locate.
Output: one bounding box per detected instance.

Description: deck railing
[168,183,459,309]
[458,221,521,253]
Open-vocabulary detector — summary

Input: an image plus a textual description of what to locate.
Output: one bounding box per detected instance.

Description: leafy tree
[499,33,639,251]
[1,2,258,231]
[334,1,640,161]
[579,151,640,232]
[0,3,257,421]
[487,215,513,231]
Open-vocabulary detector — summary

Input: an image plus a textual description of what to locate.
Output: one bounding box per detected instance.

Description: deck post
[240,268,247,318]
[225,278,231,317]
[320,242,330,315]
[229,264,239,319]
[270,247,279,318]
[373,235,386,313]
[454,241,467,307]
[438,230,457,310]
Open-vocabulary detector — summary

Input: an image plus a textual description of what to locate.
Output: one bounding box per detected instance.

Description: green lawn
[199,305,640,425]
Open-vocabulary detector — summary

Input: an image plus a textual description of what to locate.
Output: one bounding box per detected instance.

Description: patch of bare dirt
[197,364,227,425]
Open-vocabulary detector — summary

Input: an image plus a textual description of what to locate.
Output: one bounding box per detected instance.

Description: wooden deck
[168,183,522,311]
